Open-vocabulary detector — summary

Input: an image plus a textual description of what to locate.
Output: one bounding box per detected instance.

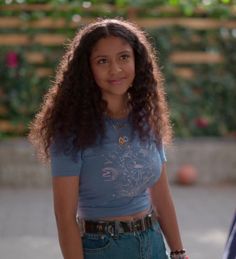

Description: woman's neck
[105,96,129,119]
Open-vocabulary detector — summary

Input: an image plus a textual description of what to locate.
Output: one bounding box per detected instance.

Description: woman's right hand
[52,176,84,259]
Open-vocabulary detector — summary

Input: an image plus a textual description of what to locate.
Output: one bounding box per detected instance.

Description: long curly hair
[29,18,172,162]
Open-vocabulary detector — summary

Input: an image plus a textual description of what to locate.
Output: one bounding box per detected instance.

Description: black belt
[78,211,157,237]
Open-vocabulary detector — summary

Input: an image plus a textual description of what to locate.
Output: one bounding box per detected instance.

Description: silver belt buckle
[107,224,115,237]
[107,222,120,238]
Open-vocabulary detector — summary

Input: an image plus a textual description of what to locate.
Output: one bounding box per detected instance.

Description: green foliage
[148,26,236,137]
[0,1,235,138]
[1,0,236,18]
[0,47,51,138]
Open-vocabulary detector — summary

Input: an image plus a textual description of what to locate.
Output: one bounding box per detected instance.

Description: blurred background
[0,0,235,258]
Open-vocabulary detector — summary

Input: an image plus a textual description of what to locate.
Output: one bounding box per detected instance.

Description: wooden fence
[0,3,235,133]
[1,4,235,74]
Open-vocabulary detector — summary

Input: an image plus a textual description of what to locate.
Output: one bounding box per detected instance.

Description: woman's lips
[108,78,125,85]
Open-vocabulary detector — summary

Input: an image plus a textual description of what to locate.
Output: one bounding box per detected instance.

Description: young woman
[29,18,188,259]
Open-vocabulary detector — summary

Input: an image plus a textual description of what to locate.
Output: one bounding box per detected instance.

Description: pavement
[0,183,235,259]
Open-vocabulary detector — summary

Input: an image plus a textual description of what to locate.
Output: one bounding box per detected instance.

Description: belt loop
[77,217,85,237]
[141,218,145,231]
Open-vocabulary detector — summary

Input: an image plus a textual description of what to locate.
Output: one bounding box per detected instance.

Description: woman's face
[90,36,135,103]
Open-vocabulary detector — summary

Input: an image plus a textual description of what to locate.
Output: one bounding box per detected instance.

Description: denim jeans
[82,222,169,259]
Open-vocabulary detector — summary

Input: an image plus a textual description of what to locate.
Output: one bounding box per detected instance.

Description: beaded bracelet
[170,254,188,259]
[170,249,188,259]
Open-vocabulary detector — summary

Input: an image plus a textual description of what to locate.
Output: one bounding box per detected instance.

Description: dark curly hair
[29,18,172,162]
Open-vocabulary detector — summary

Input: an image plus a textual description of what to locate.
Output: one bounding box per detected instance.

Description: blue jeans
[82,222,168,259]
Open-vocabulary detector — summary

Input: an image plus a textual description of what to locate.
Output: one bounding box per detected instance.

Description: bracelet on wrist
[170,249,188,259]
[170,254,188,259]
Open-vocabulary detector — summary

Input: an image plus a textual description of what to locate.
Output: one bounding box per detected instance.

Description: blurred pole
[223,211,236,259]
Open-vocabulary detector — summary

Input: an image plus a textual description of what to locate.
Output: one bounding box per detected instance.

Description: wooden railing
[0,3,235,133]
[1,4,235,70]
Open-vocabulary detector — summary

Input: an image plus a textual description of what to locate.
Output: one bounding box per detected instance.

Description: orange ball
[176,164,198,185]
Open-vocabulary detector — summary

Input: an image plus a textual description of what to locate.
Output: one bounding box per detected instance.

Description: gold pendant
[119,136,128,145]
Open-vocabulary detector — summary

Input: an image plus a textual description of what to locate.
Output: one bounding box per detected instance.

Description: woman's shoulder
[50,133,76,155]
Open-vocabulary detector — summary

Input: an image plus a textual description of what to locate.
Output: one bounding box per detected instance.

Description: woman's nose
[109,61,122,75]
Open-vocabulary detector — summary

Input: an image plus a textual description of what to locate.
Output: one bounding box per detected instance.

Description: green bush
[148,26,236,137]
[0,47,50,138]
[0,1,235,138]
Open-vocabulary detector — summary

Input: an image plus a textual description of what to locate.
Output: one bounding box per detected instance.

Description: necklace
[109,119,129,145]
[106,107,129,119]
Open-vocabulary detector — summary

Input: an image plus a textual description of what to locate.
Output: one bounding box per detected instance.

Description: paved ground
[0,183,235,259]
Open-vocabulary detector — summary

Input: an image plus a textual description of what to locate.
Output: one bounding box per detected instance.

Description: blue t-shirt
[50,116,167,219]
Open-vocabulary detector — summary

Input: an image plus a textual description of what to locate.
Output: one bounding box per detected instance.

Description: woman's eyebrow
[118,50,132,54]
[91,55,107,59]
[91,50,132,59]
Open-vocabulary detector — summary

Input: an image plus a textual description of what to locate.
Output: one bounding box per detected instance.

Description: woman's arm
[149,163,184,251]
[52,176,84,259]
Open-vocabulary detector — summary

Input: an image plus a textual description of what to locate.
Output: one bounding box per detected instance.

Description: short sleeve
[158,142,167,164]
[50,137,82,177]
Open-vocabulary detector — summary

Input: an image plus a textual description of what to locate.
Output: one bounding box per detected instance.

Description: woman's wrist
[170,249,189,259]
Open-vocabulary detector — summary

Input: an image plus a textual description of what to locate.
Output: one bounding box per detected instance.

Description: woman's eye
[97,58,107,64]
[120,54,130,61]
